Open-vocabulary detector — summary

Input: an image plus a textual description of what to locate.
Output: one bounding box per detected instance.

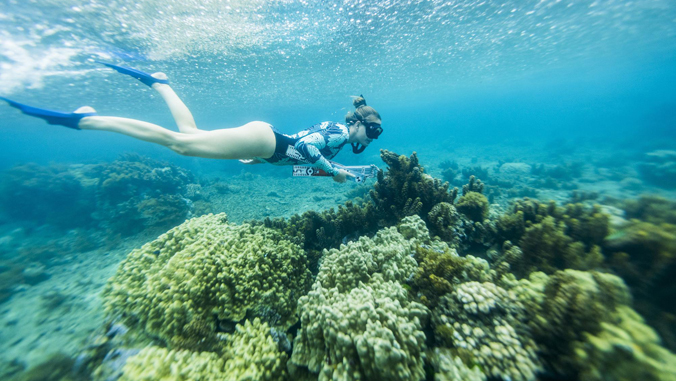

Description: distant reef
[6,150,676,381]
[0,153,200,235]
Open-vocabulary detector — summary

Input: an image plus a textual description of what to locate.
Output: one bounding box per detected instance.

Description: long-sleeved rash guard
[254,122,349,176]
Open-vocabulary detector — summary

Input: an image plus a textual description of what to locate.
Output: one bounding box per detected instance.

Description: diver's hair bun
[353,96,367,108]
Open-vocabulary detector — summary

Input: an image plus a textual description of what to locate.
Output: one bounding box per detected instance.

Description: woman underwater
[0,62,383,183]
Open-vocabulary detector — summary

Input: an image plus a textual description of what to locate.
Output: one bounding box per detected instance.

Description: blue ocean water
[0,0,674,169]
[1,0,676,380]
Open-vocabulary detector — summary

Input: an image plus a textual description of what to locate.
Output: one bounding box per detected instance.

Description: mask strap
[352,143,366,154]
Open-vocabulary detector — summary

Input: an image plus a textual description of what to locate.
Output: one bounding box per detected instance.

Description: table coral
[102,213,311,352]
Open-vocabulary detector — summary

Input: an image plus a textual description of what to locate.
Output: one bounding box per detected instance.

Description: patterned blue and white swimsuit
[254,122,349,176]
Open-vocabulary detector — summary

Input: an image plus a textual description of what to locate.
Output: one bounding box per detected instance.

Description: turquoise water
[1,0,674,167]
[1,1,676,380]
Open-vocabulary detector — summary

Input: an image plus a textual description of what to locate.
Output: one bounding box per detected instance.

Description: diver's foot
[151,72,168,81]
[97,61,170,87]
[150,72,169,89]
[0,97,96,130]
[75,106,97,114]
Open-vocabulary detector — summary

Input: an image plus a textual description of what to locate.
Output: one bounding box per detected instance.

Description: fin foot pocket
[1,97,95,130]
[96,61,170,87]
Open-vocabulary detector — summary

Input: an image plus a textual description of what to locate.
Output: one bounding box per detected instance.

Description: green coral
[574,306,676,381]
[371,150,458,226]
[493,199,608,278]
[120,318,288,381]
[260,200,379,273]
[314,216,425,293]
[258,150,489,269]
[461,175,485,195]
[455,192,489,222]
[432,281,540,381]
[604,218,676,351]
[427,348,486,381]
[411,245,496,308]
[496,199,609,250]
[102,213,311,352]
[291,275,428,381]
[623,195,676,225]
[290,217,431,381]
[516,216,603,276]
[508,269,676,380]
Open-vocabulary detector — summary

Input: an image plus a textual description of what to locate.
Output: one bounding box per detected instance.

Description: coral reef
[119,318,288,381]
[290,216,430,381]
[427,202,464,246]
[623,195,676,225]
[432,281,540,381]
[455,192,489,222]
[0,154,199,235]
[427,348,486,381]
[0,163,96,228]
[530,161,583,190]
[102,213,311,352]
[603,210,676,351]
[493,199,609,278]
[87,154,197,235]
[508,269,676,381]
[637,150,676,188]
[259,200,379,273]
[291,276,428,381]
[461,166,489,182]
[371,150,458,226]
[411,244,497,308]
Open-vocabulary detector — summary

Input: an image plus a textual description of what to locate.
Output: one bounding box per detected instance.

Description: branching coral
[371,150,458,226]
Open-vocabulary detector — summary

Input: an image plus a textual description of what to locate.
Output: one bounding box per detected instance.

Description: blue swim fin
[0,97,95,130]
[97,61,169,87]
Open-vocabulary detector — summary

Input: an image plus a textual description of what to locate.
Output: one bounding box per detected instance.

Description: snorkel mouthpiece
[352,143,366,154]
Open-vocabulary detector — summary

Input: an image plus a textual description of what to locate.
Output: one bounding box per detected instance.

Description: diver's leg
[149,73,202,134]
[77,107,187,152]
[167,121,277,159]
[78,108,276,159]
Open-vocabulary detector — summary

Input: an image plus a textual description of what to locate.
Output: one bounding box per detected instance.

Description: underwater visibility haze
[1,0,676,380]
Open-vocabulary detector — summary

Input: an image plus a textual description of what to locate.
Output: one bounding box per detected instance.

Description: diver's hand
[332,169,354,183]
